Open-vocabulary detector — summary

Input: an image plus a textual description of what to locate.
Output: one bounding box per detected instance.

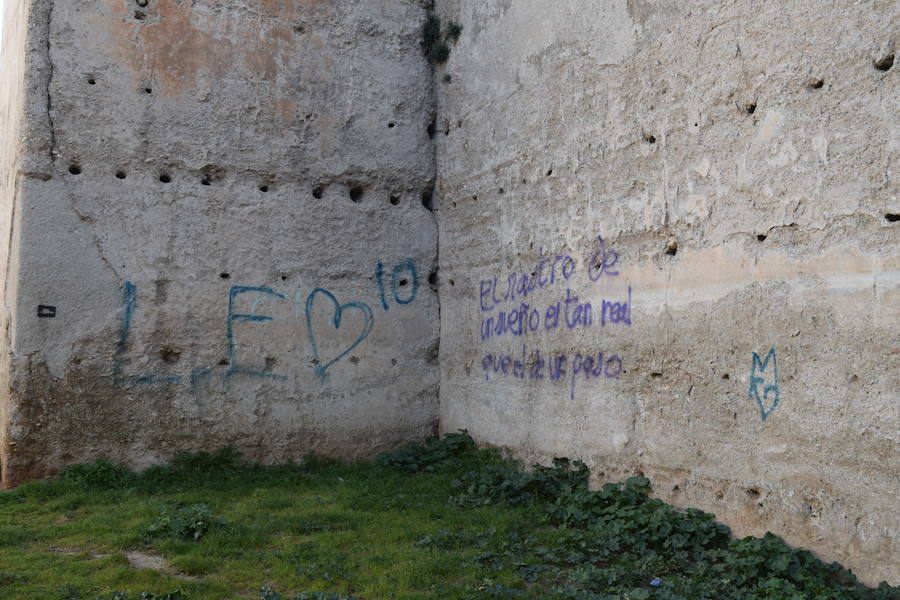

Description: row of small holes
[67,164,435,207]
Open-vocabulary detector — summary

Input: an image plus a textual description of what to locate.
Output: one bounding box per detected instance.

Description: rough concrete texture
[0,0,439,486]
[434,0,898,585]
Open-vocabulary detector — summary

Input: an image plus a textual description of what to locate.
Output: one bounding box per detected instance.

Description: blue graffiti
[391,259,419,305]
[376,259,420,310]
[110,258,420,388]
[306,288,374,382]
[226,286,288,380]
[375,262,389,311]
[114,281,182,385]
[749,349,779,421]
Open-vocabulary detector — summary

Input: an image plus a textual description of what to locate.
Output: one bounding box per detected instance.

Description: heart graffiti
[305,288,375,382]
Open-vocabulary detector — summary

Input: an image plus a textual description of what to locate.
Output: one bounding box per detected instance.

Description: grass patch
[0,433,896,599]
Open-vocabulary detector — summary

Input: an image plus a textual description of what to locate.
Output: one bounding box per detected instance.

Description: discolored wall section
[433,0,899,585]
[0,0,440,486]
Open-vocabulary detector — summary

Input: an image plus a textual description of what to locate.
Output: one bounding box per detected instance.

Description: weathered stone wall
[434,0,898,585]
[1,0,439,486]
[0,0,33,487]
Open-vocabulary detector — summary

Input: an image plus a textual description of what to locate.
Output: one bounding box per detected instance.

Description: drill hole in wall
[87,77,96,85]
[643,133,656,144]
[427,119,436,139]
[201,178,211,186]
[757,234,767,242]
[134,10,146,19]
[498,188,504,194]
[546,168,553,176]
[68,164,82,175]
[745,102,757,115]
[312,186,324,199]
[388,122,395,128]
[809,78,824,89]
[885,213,900,222]
[159,174,171,183]
[874,53,894,71]
[220,272,230,280]
[665,242,678,256]
[398,279,409,287]
[115,171,126,179]
[159,346,181,364]
[349,186,365,202]
[389,195,400,206]
[422,189,434,211]
[428,271,438,286]
[144,88,152,94]
[259,184,269,193]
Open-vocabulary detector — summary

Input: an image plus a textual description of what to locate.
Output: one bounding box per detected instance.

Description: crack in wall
[44,0,57,163]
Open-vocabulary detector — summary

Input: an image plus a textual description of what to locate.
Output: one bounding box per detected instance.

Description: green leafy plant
[94,593,184,600]
[1,433,896,599]
[145,503,227,541]
[258,587,359,600]
[375,430,476,473]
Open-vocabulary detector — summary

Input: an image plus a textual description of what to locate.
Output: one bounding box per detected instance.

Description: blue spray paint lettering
[377,259,419,310]
[749,349,779,421]
[391,259,418,305]
[226,286,288,380]
[113,281,182,385]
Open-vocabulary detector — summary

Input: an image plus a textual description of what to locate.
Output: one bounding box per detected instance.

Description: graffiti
[479,286,632,340]
[226,286,289,380]
[376,259,419,310]
[482,346,623,400]
[475,235,630,398]
[114,281,183,385]
[479,235,620,313]
[477,236,632,341]
[113,258,420,388]
[306,288,374,381]
[749,349,779,421]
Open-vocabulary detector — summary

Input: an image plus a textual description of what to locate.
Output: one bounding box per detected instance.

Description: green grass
[0,435,896,600]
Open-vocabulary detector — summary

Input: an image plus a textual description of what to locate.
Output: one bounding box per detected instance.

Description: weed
[259,587,359,600]
[0,432,895,600]
[94,593,184,600]
[375,429,475,473]
[145,503,227,541]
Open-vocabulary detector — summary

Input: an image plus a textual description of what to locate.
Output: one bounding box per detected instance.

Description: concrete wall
[434,0,899,585]
[1,0,440,486]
